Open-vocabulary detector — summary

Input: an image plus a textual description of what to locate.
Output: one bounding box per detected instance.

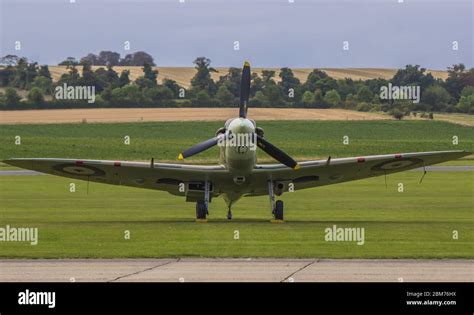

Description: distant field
[431,113,474,127]
[2,108,472,127]
[48,66,449,88]
[0,108,390,125]
[0,120,472,163]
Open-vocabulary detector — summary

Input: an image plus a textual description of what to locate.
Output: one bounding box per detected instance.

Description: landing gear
[196,180,210,221]
[227,209,233,220]
[274,200,284,221]
[268,180,284,222]
[196,200,207,220]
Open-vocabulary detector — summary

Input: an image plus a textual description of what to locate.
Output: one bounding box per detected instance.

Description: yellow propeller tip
[293,164,301,170]
[178,153,184,160]
[244,61,250,67]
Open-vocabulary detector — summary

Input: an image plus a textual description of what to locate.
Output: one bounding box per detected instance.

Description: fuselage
[217,117,258,206]
[219,117,257,175]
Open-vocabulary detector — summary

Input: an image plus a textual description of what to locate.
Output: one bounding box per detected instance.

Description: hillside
[48,66,449,89]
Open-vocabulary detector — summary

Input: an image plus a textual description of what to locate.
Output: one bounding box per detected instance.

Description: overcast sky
[0,0,472,69]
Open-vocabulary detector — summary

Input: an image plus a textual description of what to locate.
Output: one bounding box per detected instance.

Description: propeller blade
[256,135,300,170]
[239,61,251,118]
[178,135,224,160]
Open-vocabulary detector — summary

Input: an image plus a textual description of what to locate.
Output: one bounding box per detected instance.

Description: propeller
[178,134,225,160]
[256,135,300,170]
[239,61,251,118]
[177,60,300,170]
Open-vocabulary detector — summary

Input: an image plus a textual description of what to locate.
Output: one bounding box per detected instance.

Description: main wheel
[274,200,284,220]
[196,201,207,219]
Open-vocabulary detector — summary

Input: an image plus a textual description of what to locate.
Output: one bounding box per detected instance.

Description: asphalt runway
[0,259,472,282]
[0,166,473,176]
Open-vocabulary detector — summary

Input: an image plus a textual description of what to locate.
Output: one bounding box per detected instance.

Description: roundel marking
[53,163,106,177]
[371,158,423,172]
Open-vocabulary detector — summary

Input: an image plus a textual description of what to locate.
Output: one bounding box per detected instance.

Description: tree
[314,89,324,105]
[0,55,19,66]
[105,65,119,87]
[0,67,15,87]
[215,85,234,105]
[80,62,96,85]
[301,90,315,107]
[323,89,341,107]
[135,77,156,89]
[144,86,174,103]
[190,57,217,95]
[279,67,301,100]
[391,65,435,91]
[315,77,337,95]
[163,79,182,98]
[31,76,53,94]
[444,64,469,102]
[456,86,474,113]
[193,90,211,107]
[264,85,283,105]
[5,88,21,108]
[27,87,44,104]
[110,85,144,106]
[422,85,451,111]
[58,57,78,67]
[250,73,264,97]
[80,53,99,65]
[57,61,80,86]
[143,62,158,84]
[344,93,357,109]
[336,79,356,100]
[97,51,121,66]
[119,70,130,87]
[261,70,276,85]
[38,65,52,79]
[120,51,155,66]
[250,91,268,107]
[304,69,328,91]
[456,94,474,113]
[217,67,241,98]
[356,86,374,103]
[390,108,405,120]
[10,58,38,89]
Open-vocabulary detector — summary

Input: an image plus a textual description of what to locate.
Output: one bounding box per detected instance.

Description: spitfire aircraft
[4,62,470,221]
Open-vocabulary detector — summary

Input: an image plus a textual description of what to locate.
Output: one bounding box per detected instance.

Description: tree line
[0,52,473,118]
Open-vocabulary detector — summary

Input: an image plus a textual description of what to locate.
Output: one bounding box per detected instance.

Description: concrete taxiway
[0,259,472,282]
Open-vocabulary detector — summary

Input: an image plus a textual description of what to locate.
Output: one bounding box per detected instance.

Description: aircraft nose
[230,118,254,133]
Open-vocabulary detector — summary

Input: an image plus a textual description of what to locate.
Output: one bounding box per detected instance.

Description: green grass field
[0,120,472,162]
[0,120,473,258]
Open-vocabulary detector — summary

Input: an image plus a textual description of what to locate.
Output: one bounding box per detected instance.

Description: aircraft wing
[246,150,471,195]
[2,158,230,197]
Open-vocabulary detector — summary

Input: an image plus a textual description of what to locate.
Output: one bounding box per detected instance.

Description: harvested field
[0,108,390,124]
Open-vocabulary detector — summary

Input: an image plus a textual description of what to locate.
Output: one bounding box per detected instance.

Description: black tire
[196,201,207,219]
[274,200,284,220]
